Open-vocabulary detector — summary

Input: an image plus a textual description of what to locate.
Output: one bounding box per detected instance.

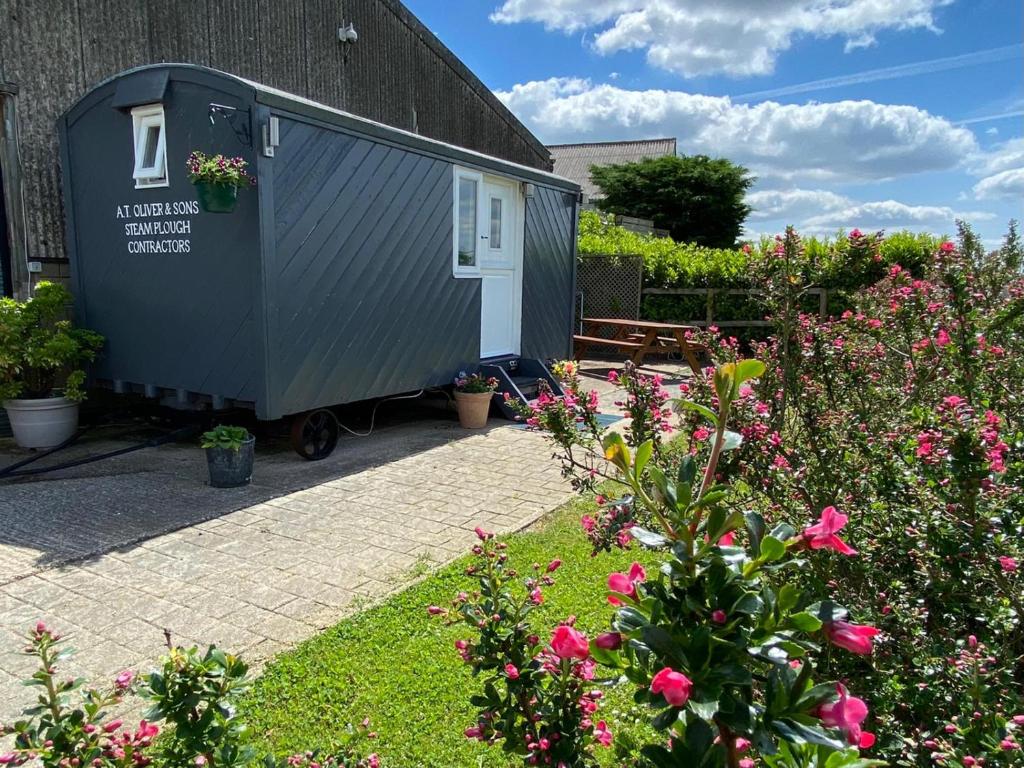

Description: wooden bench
[576,318,704,373]
[572,334,643,361]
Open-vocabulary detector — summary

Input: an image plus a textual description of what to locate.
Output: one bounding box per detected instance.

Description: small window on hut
[453,167,482,277]
[131,104,168,188]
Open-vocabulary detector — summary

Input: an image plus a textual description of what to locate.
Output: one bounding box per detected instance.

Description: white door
[479,177,523,358]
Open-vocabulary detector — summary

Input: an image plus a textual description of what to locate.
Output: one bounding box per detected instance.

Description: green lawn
[241,491,657,767]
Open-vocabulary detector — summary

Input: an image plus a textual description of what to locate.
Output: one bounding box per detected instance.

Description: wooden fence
[641,287,830,328]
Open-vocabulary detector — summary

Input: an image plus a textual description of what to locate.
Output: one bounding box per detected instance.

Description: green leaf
[696,490,727,508]
[769,522,797,541]
[676,399,718,427]
[731,593,764,615]
[635,440,654,476]
[788,612,823,633]
[721,430,744,452]
[771,719,847,750]
[760,535,786,562]
[688,696,719,720]
[806,601,849,624]
[631,526,670,548]
[602,432,631,471]
[734,359,767,385]
[683,714,717,756]
[677,454,697,485]
[744,511,766,557]
[648,466,677,510]
[651,706,682,731]
[778,584,800,613]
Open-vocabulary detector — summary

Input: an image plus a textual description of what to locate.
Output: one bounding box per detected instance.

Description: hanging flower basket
[195,182,239,213]
[186,151,255,214]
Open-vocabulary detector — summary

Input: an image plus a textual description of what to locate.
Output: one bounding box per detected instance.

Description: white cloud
[968,137,1024,201]
[490,0,951,77]
[973,168,1024,200]
[747,189,851,220]
[802,199,995,234]
[497,78,978,181]
[743,188,994,235]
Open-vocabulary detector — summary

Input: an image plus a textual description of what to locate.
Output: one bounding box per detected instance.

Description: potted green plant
[186,151,256,213]
[200,424,255,487]
[452,371,499,429]
[0,282,104,449]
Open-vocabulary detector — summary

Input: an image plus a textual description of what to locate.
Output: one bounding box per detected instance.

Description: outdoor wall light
[338,23,358,43]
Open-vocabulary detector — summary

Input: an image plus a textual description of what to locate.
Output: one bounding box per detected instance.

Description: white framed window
[131,104,168,188]
[453,166,482,277]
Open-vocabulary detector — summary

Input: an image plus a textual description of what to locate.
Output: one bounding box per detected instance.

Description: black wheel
[289,409,339,460]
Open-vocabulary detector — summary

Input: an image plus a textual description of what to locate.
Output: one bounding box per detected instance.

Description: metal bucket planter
[195,182,239,213]
[454,391,493,429]
[205,435,255,487]
[2,396,79,449]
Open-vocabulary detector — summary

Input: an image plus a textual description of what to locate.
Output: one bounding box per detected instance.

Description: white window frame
[452,166,483,278]
[131,104,168,189]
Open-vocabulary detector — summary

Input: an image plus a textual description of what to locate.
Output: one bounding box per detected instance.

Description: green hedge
[579,211,942,330]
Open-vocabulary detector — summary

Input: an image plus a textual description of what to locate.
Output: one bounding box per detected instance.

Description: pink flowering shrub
[609,362,674,458]
[517,357,886,767]
[674,222,1024,765]
[509,361,604,493]
[580,494,639,554]
[429,528,611,767]
[1,624,379,768]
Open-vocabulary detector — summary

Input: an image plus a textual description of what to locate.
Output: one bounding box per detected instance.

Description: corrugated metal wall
[0,0,551,265]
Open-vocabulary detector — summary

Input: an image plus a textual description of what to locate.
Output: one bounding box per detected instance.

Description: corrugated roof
[547,138,677,200]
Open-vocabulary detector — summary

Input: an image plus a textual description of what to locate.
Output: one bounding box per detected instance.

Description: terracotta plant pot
[454,390,493,429]
[195,182,239,213]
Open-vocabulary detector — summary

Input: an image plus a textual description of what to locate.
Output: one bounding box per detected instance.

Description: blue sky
[407,0,1023,245]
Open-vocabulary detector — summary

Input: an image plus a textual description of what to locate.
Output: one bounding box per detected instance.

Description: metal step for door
[479,358,565,420]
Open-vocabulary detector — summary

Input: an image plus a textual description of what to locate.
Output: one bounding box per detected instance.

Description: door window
[489,197,502,249]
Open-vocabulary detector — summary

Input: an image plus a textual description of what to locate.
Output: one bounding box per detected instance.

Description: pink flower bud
[711,610,727,624]
[546,559,562,573]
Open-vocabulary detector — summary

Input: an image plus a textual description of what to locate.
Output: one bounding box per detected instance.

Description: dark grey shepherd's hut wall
[265,115,481,418]
[0,0,551,279]
[521,186,577,361]
[61,72,263,404]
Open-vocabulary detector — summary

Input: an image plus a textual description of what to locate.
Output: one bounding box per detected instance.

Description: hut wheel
[289,408,339,460]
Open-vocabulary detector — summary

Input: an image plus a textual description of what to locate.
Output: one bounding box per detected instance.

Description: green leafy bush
[0,624,380,768]
[0,281,104,401]
[579,212,947,329]
[201,425,251,451]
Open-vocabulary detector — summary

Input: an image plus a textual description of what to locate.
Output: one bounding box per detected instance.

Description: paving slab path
[0,360,691,724]
[0,415,572,723]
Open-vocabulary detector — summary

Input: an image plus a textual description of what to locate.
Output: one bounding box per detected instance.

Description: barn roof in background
[547,138,678,200]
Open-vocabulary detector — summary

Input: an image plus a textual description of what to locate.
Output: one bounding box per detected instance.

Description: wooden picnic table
[573,318,704,374]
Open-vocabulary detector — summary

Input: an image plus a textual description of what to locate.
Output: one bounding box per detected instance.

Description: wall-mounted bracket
[208,103,252,147]
[262,117,280,158]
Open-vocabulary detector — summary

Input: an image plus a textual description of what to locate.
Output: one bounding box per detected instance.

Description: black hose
[0,424,200,480]
[0,426,90,476]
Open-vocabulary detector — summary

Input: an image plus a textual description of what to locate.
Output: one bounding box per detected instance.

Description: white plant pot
[2,396,80,449]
